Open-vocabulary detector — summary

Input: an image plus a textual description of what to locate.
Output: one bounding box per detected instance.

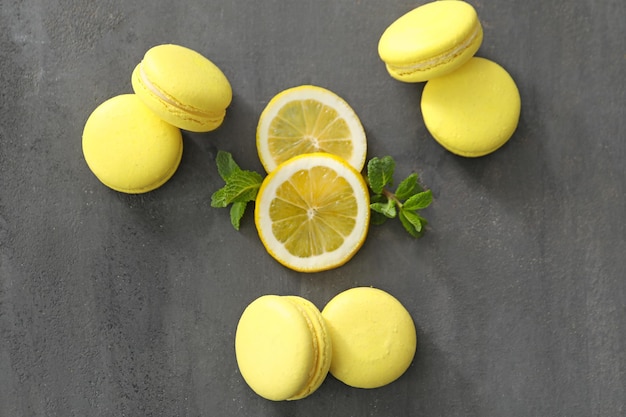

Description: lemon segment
[257,86,367,173]
[255,153,370,273]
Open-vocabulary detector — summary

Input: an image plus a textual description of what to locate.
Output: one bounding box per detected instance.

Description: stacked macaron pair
[234,287,417,401]
[82,44,232,193]
[377,0,521,157]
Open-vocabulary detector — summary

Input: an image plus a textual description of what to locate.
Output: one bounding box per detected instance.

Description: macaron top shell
[421,57,521,157]
[82,94,183,194]
[132,44,232,132]
[235,295,331,401]
[321,287,417,389]
[378,0,483,82]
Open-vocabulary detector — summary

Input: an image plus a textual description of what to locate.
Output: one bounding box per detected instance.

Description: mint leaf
[210,171,262,208]
[210,188,229,208]
[401,209,426,231]
[399,209,425,238]
[370,199,397,218]
[221,170,263,204]
[370,194,387,204]
[370,211,388,226]
[216,151,241,181]
[367,156,395,195]
[230,202,247,230]
[403,190,433,211]
[395,173,419,200]
[211,152,265,231]
[364,156,432,238]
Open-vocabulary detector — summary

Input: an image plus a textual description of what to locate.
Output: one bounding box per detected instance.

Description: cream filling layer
[139,64,223,120]
[388,23,481,74]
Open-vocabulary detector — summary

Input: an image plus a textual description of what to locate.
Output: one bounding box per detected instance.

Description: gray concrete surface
[1,0,625,416]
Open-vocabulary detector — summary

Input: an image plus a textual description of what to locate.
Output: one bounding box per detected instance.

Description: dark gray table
[2,1,625,416]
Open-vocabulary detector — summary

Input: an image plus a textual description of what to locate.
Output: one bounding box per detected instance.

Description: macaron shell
[235,295,328,401]
[82,94,183,194]
[132,44,232,132]
[321,287,417,389]
[421,57,521,157]
[378,0,483,82]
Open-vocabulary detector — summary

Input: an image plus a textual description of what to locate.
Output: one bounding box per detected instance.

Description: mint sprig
[211,152,432,237]
[210,151,263,230]
[366,156,432,238]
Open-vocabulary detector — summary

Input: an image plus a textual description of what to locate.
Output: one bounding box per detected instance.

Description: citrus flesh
[257,85,367,173]
[254,153,370,272]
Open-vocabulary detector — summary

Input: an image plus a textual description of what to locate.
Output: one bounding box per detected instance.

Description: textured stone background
[1,0,625,416]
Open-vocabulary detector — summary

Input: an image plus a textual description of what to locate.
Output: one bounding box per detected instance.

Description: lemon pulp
[270,165,358,257]
[268,99,354,168]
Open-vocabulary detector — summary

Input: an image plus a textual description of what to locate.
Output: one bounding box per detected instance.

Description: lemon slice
[256,85,367,173]
[254,153,370,273]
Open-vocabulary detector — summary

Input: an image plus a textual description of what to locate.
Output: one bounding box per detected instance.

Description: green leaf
[369,195,388,224]
[399,209,425,238]
[370,211,388,225]
[370,199,397,218]
[210,188,229,208]
[216,151,241,181]
[230,202,247,230]
[367,156,395,195]
[395,173,419,201]
[212,151,266,231]
[403,190,433,211]
[401,209,424,231]
[220,170,263,204]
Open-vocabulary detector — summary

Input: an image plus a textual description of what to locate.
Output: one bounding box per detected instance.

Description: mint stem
[382,188,402,209]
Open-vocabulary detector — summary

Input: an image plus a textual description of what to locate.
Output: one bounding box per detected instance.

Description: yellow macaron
[82,94,183,193]
[421,57,521,157]
[132,44,232,132]
[378,0,483,82]
[321,287,417,389]
[235,295,332,401]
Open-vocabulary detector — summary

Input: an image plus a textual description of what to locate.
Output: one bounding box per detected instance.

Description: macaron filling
[284,298,323,400]
[285,296,332,400]
[386,22,482,76]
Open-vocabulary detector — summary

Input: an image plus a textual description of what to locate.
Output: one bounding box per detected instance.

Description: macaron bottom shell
[421,57,521,157]
[82,94,183,194]
[321,287,417,389]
